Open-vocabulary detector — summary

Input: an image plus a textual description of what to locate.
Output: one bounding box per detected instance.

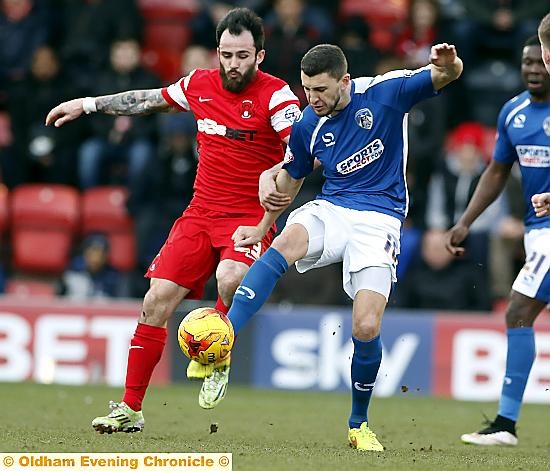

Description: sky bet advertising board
[0,298,549,403]
[250,306,550,403]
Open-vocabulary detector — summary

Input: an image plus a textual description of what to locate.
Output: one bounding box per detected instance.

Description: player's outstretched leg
[348,422,384,451]
[91,401,145,434]
[198,356,231,409]
[461,415,518,446]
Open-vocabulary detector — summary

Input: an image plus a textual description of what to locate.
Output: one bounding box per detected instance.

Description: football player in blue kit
[530,13,550,215]
[447,36,550,447]
[203,42,463,450]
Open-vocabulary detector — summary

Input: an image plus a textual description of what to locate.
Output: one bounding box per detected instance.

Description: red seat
[12,230,74,273]
[142,48,183,83]
[340,0,409,23]
[108,232,137,272]
[144,21,191,51]
[11,184,80,230]
[5,279,56,297]
[82,186,136,271]
[10,184,80,274]
[138,0,199,20]
[340,0,408,51]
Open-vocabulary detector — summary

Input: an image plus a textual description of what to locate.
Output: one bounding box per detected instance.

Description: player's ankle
[494,415,516,434]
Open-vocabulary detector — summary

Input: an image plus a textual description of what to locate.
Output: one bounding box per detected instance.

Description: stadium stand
[0,184,9,235]
[10,183,80,274]
[138,0,199,82]
[339,0,409,51]
[81,186,136,272]
[5,278,56,297]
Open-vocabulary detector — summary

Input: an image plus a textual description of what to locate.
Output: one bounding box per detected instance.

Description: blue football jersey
[283,68,438,221]
[493,90,550,230]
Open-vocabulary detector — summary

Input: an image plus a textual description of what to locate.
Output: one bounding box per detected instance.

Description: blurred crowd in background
[0,0,546,310]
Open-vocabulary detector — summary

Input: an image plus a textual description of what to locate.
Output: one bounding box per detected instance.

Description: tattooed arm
[45,89,173,128]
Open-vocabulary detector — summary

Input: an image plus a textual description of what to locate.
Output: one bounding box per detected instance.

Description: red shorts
[145,205,275,299]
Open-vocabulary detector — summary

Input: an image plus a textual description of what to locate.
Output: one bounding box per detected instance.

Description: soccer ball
[177,307,234,365]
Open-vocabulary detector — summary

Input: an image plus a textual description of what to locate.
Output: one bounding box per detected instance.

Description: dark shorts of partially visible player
[145,205,275,299]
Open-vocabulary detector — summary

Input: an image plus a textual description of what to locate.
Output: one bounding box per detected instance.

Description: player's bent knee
[216,261,247,297]
[217,277,242,302]
[142,280,188,324]
[272,227,308,264]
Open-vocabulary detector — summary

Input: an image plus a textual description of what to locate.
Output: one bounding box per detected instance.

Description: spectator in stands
[425,122,506,268]
[8,46,84,187]
[77,38,160,193]
[0,110,17,188]
[406,88,447,228]
[127,113,197,297]
[395,0,442,68]
[57,233,122,300]
[181,45,215,75]
[337,16,380,78]
[453,1,546,66]
[0,0,51,104]
[189,2,232,49]
[262,0,333,102]
[374,55,447,230]
[58,0,143,93]
[489,165,525,303]
[391,229,492,311]
[189,1,270,49]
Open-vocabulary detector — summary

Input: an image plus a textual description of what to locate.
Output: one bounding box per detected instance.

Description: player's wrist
[82,97,97,114]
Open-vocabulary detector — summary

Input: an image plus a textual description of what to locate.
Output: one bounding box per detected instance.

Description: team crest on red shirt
[241,100,254,119]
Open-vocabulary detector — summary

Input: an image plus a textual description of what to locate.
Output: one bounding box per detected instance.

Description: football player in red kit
[46,7,300,433]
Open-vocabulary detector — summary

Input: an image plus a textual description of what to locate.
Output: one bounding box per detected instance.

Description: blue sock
[348,335,382,429]
[497,327,535,422]
[228,247,288,334]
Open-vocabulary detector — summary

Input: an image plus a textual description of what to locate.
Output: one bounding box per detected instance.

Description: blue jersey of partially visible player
[283,68,438,222]
[493,90,550,230]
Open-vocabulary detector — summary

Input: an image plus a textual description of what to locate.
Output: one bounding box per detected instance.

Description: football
[177,307,234,365]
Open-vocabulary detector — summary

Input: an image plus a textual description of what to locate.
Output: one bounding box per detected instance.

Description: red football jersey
[161,69,300,216]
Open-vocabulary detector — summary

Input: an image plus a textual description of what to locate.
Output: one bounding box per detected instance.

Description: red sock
[215,296,229,314]
[122,322,167,411]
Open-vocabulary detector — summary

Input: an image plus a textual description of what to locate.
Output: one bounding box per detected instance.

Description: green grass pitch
[0,382,548,470]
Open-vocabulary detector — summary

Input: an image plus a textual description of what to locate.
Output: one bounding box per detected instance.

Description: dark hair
[301,44,348,80]
[524,35,541,48]
[215,7,264,52]
[83,233,109,252]
[538,13,550,46]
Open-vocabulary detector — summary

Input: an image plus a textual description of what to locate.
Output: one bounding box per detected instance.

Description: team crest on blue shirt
[355,108,373,130]
[543,116,550,136]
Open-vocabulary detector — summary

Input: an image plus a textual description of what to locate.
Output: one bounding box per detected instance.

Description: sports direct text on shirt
[516,145,550,167]
[336,139,385,175]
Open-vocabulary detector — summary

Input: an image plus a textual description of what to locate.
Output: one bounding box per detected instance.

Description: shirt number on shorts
[525,251,546,275]
[235,242,262,261]
[384,234,398,269]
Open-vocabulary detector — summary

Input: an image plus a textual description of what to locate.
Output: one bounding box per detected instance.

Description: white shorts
[285,199,402,299]
[511,227,550,303]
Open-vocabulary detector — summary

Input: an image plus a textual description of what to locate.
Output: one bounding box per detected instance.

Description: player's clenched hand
[531,193,550,217]
[45,98,86,127]
[430,43,457,66]
[444,224,469,257]
[259,168,291,211]
[232,225,264,247]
